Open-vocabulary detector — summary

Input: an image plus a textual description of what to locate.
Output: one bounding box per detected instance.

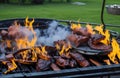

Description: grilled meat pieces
[70,52,90,67]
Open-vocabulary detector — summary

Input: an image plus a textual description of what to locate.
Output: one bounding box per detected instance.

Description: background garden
[0,0,120,32]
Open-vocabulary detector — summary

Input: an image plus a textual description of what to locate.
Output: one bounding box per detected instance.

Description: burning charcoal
[50,63,61,71]
[38,54,51,61]
[36,59,51,72]
[67,34,88,47]
[54,40,72,56]
[73,27,91,37]
[54,40,70,49]
[70,52,90,67]
[45,46,58,56]
[2,59,17,74]
[14,49,38,64]
[55,56,70,68]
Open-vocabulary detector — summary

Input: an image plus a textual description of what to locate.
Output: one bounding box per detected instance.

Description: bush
[32,0,45,4]
[0,0,9,3]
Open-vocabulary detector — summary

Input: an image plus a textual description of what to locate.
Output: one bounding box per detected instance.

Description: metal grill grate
[0,18,120,78]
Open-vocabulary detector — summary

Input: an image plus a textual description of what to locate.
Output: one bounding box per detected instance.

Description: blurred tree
[18,0,26,4]
[48,0,71,3]
[0,0,9,3]
[67,0,71,3]
[48,0,52,3]
[32,0,45,4]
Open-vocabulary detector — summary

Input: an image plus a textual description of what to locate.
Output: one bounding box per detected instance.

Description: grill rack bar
[1,64,120,78]
[57,20,120,28]
[0,18,120,28]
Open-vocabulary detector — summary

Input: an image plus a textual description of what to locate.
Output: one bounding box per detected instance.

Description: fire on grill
[0,17,120,75]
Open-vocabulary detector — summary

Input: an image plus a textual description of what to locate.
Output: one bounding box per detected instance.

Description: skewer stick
[89,58,101,66]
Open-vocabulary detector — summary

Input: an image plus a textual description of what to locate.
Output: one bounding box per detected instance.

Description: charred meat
[36,59,51,72]
[67,34,89,47]
[70,52,90,67]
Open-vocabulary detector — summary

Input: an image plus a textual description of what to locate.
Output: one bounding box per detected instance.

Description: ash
[35,21,71,46]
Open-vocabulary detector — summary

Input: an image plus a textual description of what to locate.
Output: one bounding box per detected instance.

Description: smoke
[35,21,71,46]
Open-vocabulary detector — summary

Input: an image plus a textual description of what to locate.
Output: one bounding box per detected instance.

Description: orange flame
[108,38,120,64]
[2,59,17,74]
[15,17,37,49]
[58,42,71,56]
[86,24,95,35]
[71,23,81,30]
[34,46,49,60]
[6,40,12,48]
[94,25,110,45]
[65,42,71,52]
[16,48,37,64]
[59,45,65,55]
[55,44,61,50]
[13,17,38,63]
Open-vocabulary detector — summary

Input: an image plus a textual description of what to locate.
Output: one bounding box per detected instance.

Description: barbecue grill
[0,18,120,78]
[0,0,120,78]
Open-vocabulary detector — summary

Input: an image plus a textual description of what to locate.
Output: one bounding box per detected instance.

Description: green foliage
[0,0,120,32]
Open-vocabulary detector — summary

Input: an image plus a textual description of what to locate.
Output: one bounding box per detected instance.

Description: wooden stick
[89,58,101,66]
[103,59,111,65]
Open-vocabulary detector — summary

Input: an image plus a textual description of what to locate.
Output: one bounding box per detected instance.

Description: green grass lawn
[0,0,120,32]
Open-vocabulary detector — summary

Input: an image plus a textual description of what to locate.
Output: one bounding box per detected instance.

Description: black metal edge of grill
[0,18,54,29]
[1,64,120,78]
[0,18,120,78]
[0,18,120,28]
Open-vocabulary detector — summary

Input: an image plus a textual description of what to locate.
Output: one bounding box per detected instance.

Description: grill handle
[101,0,106,31]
